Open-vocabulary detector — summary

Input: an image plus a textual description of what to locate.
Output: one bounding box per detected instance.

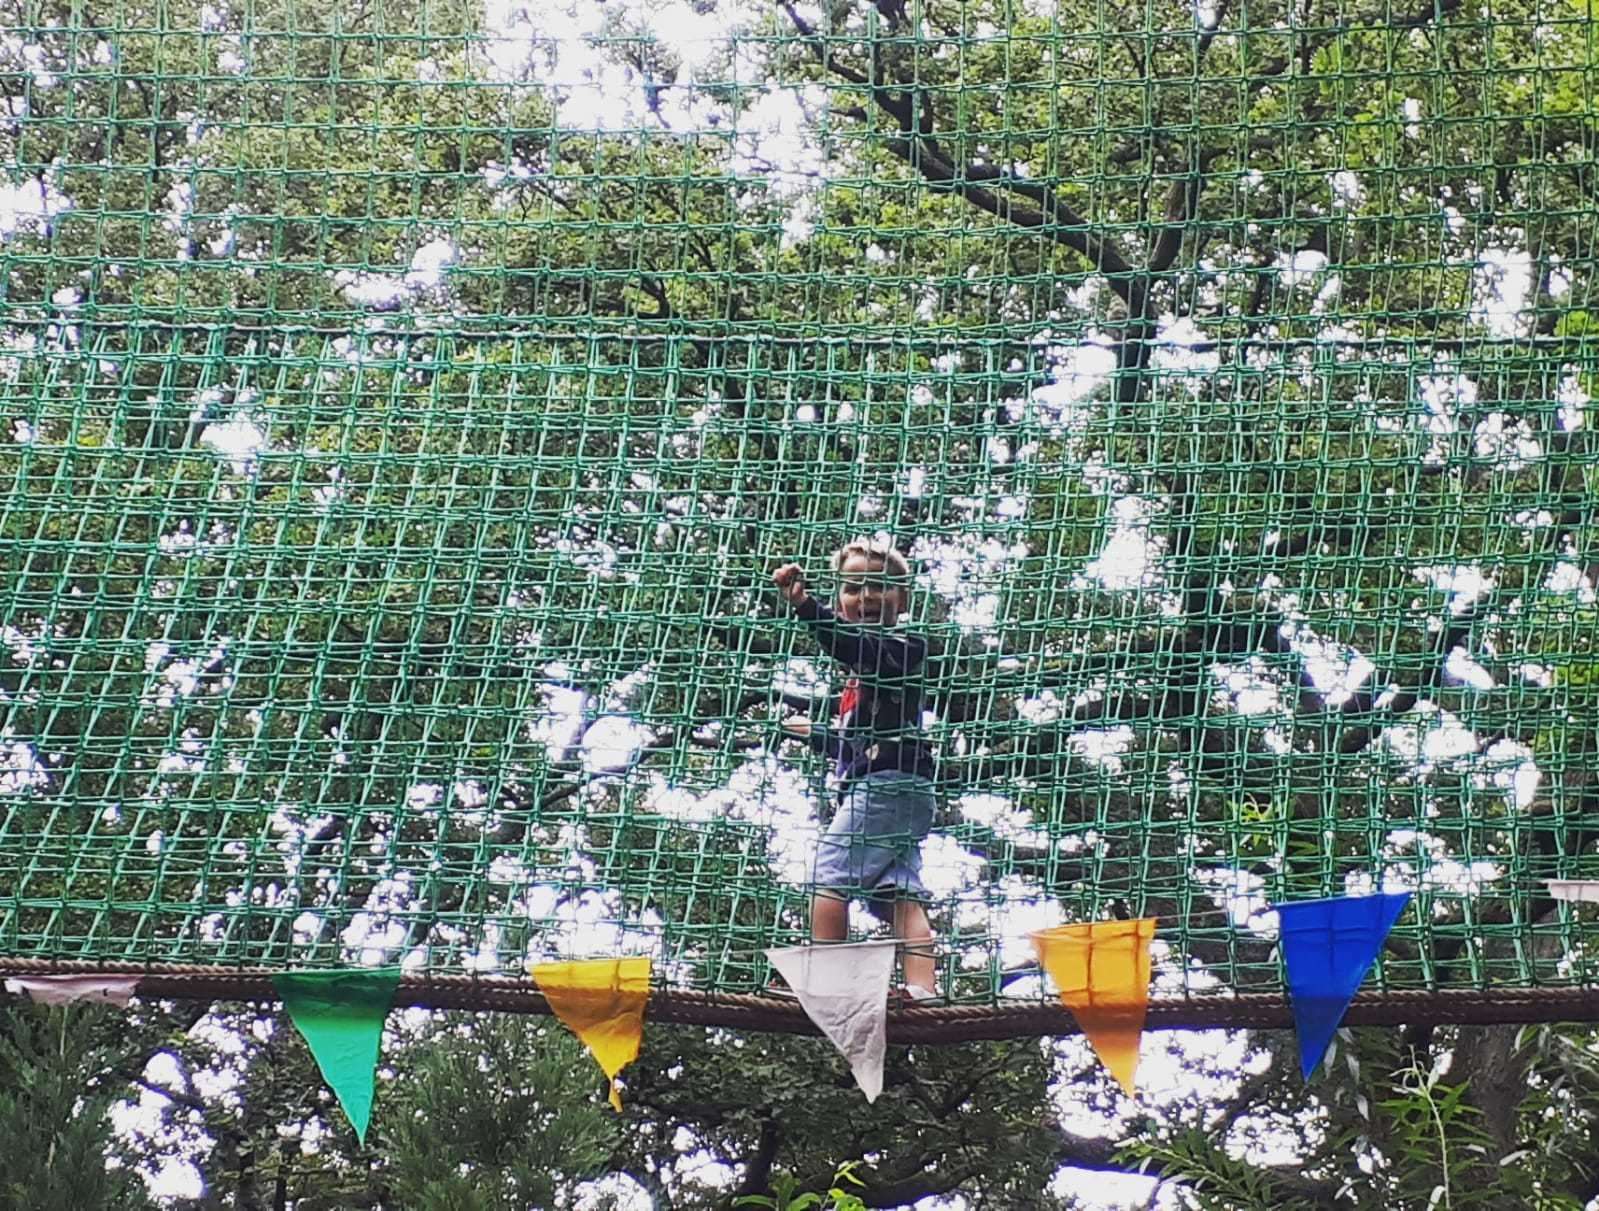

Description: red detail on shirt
[837,678,861,723]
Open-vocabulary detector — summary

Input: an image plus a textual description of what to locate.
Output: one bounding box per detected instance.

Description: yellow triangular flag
[531,957,652,1111]
[1031,919,1155,1096]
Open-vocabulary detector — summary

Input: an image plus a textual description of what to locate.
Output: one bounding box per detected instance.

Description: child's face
[836,552,903,625]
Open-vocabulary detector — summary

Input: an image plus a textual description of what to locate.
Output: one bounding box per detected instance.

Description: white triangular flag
[4,974,141,1006]
[766,940,896,1101]
[1547,880,1599,903]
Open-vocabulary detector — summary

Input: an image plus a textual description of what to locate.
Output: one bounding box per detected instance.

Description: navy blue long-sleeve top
[791,597,937,789]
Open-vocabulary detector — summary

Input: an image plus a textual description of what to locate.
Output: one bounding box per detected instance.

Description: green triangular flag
[273,968,401,1144]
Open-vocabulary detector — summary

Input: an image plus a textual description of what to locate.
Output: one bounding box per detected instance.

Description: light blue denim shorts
[812,771,936,921]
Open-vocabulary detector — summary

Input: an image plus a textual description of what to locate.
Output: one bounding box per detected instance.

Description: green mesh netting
[1,0,1596,1011]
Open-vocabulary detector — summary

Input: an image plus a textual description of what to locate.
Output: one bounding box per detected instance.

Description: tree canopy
[3,0,1594,1001]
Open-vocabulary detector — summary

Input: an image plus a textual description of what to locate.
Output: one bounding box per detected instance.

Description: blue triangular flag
[1276,892,1411,1080]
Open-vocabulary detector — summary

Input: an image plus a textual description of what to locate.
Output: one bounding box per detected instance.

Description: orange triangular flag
[530,957,651,1111]
[1031,919,1155,1095]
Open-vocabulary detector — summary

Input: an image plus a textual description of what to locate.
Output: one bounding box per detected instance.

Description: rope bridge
[1,0,1596,1032]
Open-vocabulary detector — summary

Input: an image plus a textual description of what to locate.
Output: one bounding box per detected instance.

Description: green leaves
[377,1015,620,1210]
[0,1003,156,1211]
[1118,1127,1288,1208]
[738,1162,869,1211]
[734,1175,826,1211]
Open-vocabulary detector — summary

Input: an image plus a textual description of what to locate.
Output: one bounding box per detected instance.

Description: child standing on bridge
[773,538,939,1000]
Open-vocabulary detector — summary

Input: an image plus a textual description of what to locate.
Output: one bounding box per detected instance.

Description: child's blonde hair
[831,536,911,579]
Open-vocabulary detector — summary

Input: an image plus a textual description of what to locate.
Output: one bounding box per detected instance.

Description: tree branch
[733,1117,782,1199]
[132,1074,208,1113]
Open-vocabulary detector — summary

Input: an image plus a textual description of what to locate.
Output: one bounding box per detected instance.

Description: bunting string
[8,960,1596,1037]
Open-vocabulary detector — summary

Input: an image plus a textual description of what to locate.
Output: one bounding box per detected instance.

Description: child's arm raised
[771,565,851,757]
[772,560,926,679]
[791,597,926,680]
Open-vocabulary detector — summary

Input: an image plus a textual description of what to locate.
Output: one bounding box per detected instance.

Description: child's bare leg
[811,892,848,942]
[895,899,936,992]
